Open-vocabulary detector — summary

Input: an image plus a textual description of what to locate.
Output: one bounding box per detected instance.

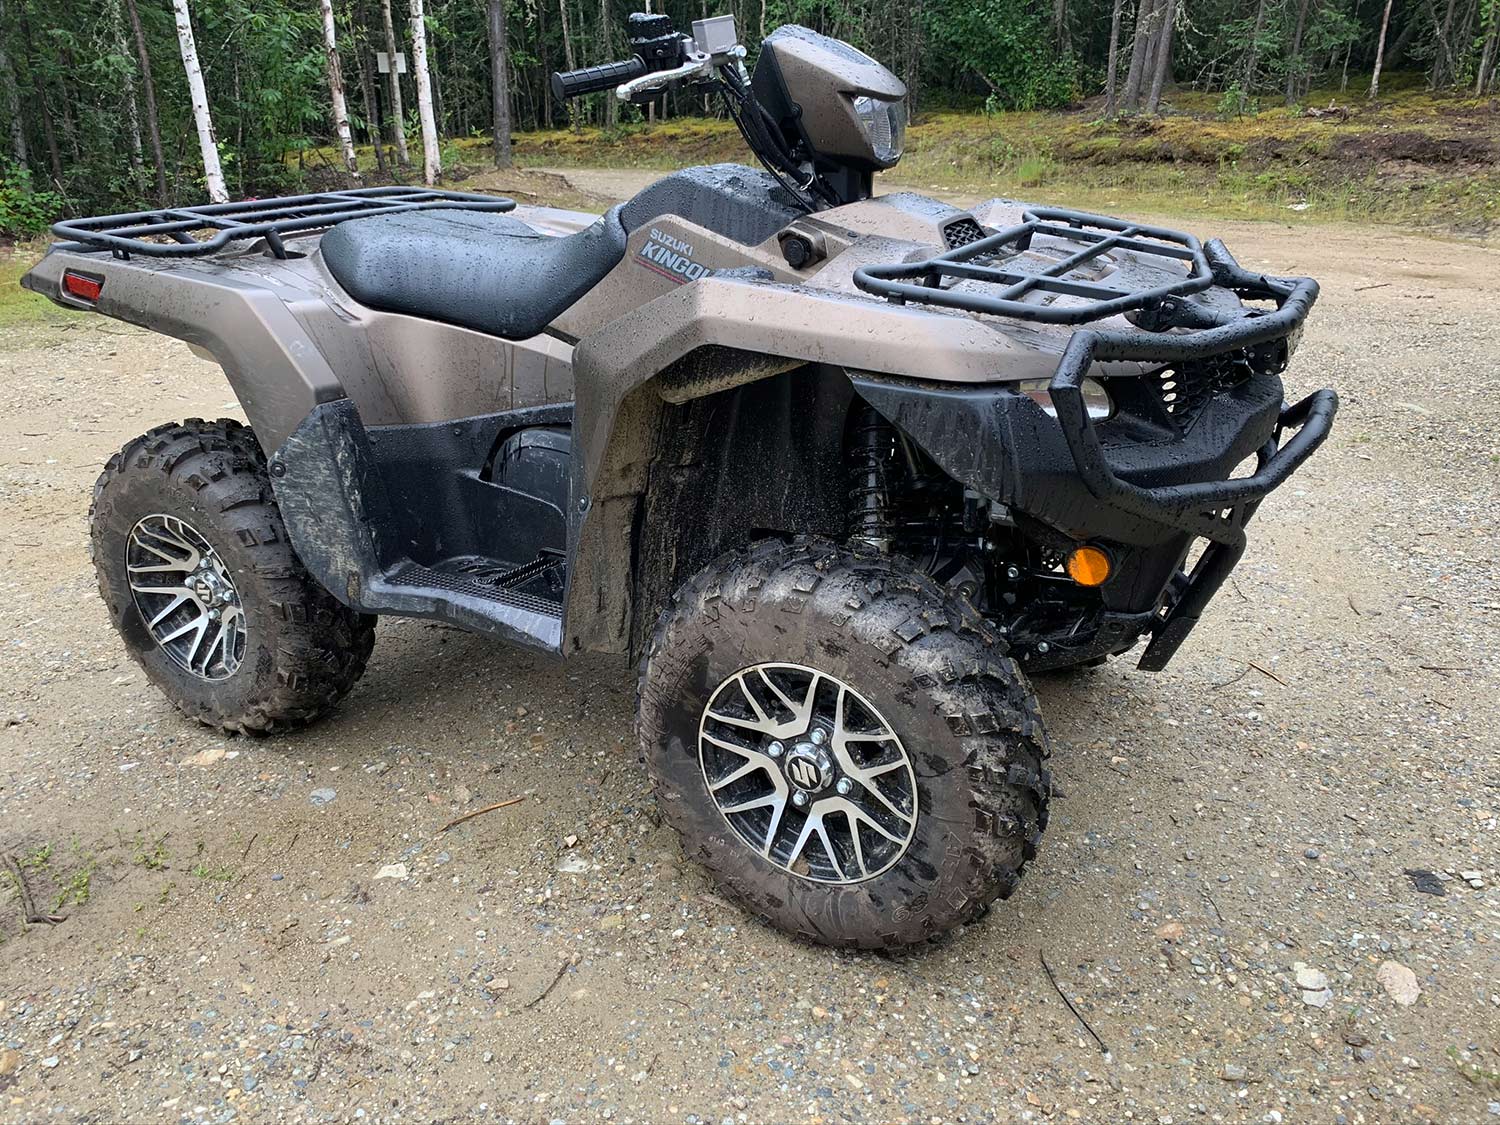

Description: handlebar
[550,57,649,102]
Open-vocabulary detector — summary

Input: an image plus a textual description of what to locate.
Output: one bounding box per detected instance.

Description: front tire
[638,538,1051,949]
[90,419,375,734]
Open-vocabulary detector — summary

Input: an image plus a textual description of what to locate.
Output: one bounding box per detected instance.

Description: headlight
[852,95,906,165]
[1016,378,1113,422]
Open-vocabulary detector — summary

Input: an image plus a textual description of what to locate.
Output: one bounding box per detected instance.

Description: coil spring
[847,402,895,551]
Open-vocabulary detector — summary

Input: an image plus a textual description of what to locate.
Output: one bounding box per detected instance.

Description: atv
[21,13,1336,948]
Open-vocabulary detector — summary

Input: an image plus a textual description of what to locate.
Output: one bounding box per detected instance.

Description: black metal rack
[51,187,516,261]
[853,206,1215,326]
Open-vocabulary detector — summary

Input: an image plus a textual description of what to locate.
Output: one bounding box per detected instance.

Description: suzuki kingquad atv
[22,14,1336,948]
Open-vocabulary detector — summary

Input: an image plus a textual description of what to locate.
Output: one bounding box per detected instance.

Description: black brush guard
[858,209,1337,671]
[1054,241,1336,670]
[51,187,516,260]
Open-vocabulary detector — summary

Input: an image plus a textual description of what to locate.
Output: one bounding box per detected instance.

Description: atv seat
[320,207,628,340]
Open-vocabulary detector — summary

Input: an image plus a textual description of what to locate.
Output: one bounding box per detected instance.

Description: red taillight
[62,270,104,303]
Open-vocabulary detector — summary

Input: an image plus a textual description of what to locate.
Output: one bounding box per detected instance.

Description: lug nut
[809,728,826,745]
[835,778,853,796]
[1036,641,1050,654]
[792,790,809,808]
[768,741,784,758]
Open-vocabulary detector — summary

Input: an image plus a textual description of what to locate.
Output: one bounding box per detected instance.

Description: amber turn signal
[1065,545,1112,587]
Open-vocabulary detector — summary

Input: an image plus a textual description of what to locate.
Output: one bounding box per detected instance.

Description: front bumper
[852,241,1338,670]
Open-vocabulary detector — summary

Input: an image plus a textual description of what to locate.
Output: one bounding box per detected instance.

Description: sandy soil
[1,178,1497,1125]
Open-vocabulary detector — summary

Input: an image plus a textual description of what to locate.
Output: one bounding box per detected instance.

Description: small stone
[0,1048,20,1075]
[563,834,579,848]
[363,761,390,775]
[1355,1046,1376,1063]
[598,914,624,931]
[494,978,510,991]
[557,855,588,875]
[1460,870,1485,889]
[309,787,337,807]
[181,746,226,767]
[1220,1063,1248,1082]
[40,1056,59,1069]
[1295,967,1328,991]
[811,1006,829,1019]
[374,863,409,880]
[1303,988,1333,1008]
[1375,960,1421,1006]
[845,1074,864,1090]
[1304,848,1321,860]
[452,785,473,805]
[1156,921,1186,942]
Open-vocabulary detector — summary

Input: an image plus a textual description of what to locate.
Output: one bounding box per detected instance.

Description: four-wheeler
[21,13,1336,948]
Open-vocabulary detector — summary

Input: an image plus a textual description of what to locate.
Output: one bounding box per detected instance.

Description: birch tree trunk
[320,0,361,182]
[1103,0,1126,114]
[486,0,513,167]
[0,0,27,166]
[381,0,410,165]
[409,0,441,185]
[124,0,169,202]
[171,0,228,202]
[1368,0,1395,97]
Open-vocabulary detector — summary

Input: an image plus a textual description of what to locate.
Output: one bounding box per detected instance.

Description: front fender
[562,274,1051,655]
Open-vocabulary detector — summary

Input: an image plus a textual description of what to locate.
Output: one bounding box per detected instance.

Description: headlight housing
[1017,377,1113,422]
[852,94,907,166]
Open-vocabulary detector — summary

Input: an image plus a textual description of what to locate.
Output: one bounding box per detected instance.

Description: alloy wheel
[698,663,918,884]
[126,514,247,681]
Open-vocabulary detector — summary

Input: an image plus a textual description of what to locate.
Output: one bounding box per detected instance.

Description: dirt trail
[1,183,1497,1124]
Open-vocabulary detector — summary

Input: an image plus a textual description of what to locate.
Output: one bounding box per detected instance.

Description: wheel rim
[126,514,247,681]
[698,663,918,884]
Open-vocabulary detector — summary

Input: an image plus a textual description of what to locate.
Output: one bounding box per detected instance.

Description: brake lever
[615,41,745,101]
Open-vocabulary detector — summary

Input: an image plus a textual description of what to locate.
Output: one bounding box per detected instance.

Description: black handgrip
[550,57,647,102]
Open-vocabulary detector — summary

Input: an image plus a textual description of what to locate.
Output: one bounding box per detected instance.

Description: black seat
[320,207,627,340]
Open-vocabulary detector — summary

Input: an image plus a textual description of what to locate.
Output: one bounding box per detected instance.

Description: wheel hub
[126,514,246,681]
[698,663,918,885]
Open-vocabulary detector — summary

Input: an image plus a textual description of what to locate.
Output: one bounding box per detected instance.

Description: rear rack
[853,206,1214,326]
[51,187,516,261]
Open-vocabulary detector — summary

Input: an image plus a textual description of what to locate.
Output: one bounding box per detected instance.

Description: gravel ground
[1,183,1498,1125]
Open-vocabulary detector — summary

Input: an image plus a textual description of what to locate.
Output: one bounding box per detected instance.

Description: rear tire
[90,419,376,734]
[638,537,1051,949]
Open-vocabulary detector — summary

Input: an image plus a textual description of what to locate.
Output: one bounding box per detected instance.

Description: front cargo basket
[51,186,516,261]
[853,206,1216,326]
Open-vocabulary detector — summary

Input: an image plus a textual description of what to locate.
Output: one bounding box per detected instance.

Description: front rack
[52,187,516,261]
[853,206,1215,326]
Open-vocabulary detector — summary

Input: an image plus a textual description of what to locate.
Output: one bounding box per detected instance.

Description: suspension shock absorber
[847,400,895,553]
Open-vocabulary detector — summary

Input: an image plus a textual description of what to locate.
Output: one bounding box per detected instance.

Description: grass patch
[500,81,1498,234]
[0,242,79,336]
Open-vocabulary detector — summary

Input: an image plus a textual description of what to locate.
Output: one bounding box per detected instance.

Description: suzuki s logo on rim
[784,746,829,792]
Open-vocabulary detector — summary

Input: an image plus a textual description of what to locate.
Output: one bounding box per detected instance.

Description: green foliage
[929,0,1077,109]
[0,162,63,238]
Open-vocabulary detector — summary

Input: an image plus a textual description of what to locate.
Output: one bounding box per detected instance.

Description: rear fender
[20,250,344,452]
